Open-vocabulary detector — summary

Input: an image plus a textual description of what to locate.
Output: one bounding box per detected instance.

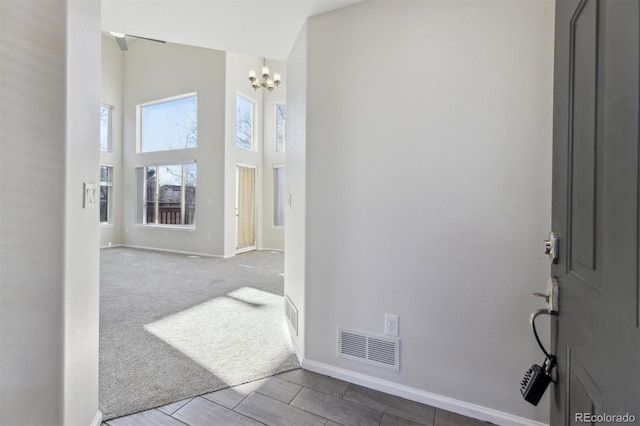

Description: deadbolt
[544,232,559,264]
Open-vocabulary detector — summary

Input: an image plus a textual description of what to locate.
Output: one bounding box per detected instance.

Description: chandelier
[249,59,282,93]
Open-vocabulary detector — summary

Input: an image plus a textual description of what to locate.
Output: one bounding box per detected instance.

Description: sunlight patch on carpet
[144,287,293,385]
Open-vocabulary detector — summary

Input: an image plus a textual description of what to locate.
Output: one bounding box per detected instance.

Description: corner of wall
[283,22,308,359]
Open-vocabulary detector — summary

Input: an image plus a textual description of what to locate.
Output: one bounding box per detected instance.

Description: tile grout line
[289,385,337,424]
[185,396,268,426]
[167,397,194,416]
[166,410,191,426]
[233,388,332,426]
[287,383,305,405]
[339,382,352,398]
[228,394,269,426]
[231,390,252,411]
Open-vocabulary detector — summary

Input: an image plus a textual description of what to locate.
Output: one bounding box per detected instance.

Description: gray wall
[286,0,554,423]
[1,0,101,424]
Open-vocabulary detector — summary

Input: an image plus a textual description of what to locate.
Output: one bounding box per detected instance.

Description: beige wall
[287,0,554,423]
[121,41,227,255]
[101,34,124,248]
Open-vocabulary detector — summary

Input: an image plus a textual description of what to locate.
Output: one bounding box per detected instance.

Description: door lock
[544,232,559,264]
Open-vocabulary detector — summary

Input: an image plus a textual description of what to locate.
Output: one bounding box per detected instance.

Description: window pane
[146,166,157,224]
[100,165,112,183]
[138,163,196,226]
[100,105,111,152]
[100,186,110,223]
[236,96,254,150]
[141,95,197,153]
[185,163,197,225]
[158,165,182,225]
[274,167,285,227]
[276,103,286,152]
[100,166,113,224]
[136,167,145,224]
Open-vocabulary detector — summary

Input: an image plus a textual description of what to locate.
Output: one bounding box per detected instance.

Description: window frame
[137,92,198,153]
[100,104,113,153]
[275,102,286,153]
[236,93,257,151]
[136,162,197,228]
[100,165,113,225]
[273,164,285,229]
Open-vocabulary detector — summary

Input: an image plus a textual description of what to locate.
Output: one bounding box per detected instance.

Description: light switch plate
[83,183,98,209]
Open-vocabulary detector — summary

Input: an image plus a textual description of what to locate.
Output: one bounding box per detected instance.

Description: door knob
[544,232,559,264]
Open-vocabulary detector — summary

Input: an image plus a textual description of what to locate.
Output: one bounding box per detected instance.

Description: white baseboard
[91,410,103,426]
[286,324,303,364]
[260,247,284,252]
[300,359,547,426]
[121,244,223,258]
[100,244,122,249]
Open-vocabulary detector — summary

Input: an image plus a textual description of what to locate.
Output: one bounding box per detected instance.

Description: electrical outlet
[385,314,399,337]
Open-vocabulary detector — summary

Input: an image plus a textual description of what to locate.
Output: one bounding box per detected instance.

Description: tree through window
[136,163,197,226]
[139,94,197,153]
[236,95,255,150]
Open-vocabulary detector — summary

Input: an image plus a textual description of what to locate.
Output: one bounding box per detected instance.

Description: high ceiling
[101,0,365,60]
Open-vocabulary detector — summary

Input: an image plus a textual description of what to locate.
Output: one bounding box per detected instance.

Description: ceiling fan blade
[127,34,166,45]
[114,36,128,51]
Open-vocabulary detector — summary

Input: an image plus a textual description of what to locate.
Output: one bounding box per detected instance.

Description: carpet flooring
[99,247,299,420]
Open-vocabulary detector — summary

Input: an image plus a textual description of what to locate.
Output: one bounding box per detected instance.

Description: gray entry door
[551,0,640,424]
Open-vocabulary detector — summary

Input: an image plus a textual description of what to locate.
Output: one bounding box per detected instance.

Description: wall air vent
[284,296,298,335]
[338,328,399,371]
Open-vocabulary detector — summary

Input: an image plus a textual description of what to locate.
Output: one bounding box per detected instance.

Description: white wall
[101,34,124,248]
[64,1,102,422]
[261,60,286,251]
[223,53,286,256]
[223,53,264,257]
[288,0,554,423]
[0,0,101,424]
[121,41,227,255]
[284,24,308,357]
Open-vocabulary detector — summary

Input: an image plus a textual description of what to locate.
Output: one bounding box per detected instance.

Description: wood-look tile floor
[102,369,492,426]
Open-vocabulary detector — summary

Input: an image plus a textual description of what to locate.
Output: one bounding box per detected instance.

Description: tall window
[136,163,197,226]
[100,104,112,152]
[139,94,197,153]
[100,165,113,224]
[275,103,286,152]
[236,95,255,150]
[273,165,285,227]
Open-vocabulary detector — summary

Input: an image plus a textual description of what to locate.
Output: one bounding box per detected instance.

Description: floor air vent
[338,328,399,371]
[284,296,298,335]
